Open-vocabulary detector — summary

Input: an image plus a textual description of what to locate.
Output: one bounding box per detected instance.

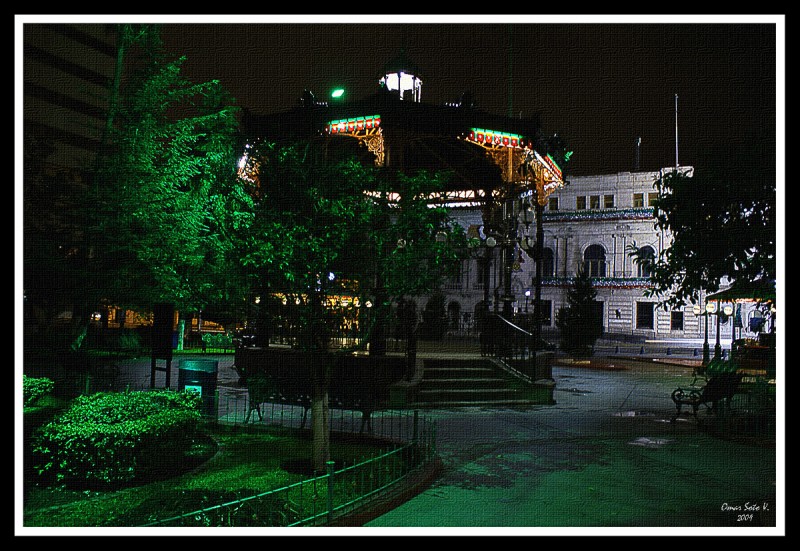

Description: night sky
[159,17,780,177]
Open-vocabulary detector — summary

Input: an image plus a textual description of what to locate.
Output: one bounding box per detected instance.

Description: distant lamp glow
[365,301,373,308]
[705,302,716,314]
[238,155,247,169]
[486,237,497,248]
[328,272,335,281]
[254,296,261,304]
[295,298,301,305]
[331,88,345,99]
[723,304,734,316]
[692,304,701,315]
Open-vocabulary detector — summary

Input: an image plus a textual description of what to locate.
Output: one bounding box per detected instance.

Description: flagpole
[675,93,679,169]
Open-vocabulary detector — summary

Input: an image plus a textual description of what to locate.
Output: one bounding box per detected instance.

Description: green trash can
[178,359,218,418]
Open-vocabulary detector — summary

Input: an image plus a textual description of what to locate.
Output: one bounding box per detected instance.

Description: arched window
[636,246,656,278]
[541,247,554,277]
[583,244,606,277]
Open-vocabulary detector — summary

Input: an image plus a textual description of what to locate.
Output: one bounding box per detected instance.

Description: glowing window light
[327,116,380,134]
[468,128,523,148]
[379,71,422,100]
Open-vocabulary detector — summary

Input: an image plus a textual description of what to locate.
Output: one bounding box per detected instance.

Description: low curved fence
[141,408,436,527]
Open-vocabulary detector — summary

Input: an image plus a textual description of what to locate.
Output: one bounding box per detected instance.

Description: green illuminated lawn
[23,424,399,527]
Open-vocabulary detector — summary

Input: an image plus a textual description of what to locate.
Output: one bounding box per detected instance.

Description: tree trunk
[311,352,331,472]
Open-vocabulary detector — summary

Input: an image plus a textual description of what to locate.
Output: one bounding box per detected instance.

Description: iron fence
[141,408,436,527]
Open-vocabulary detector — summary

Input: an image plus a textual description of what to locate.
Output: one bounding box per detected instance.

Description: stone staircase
[412,357,553,408]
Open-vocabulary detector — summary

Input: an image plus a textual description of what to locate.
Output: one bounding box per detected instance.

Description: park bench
[671,371,743,421]
[200,332,236,353]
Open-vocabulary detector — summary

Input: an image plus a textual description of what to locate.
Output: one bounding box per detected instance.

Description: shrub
[32,389,202,488]
[201,332,233,350]
[117,330,144,354]
[420,293,447,341]
[23,375,55,407]
[555,269,602,357]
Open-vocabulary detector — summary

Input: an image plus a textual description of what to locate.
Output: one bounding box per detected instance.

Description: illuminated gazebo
[240,53,570,334]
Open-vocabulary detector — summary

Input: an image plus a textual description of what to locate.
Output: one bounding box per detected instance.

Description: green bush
[420,293,447,341]
[32,389,202,488]
[705,358,739,375]
[201,332,233,349]
[117,330,144,354]
[555,269,602,357]
[23,375,55,408]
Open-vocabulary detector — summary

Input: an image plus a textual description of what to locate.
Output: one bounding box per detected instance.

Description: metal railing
[481,314,536,362]
[141,409,436,527]
[480,314,540,382]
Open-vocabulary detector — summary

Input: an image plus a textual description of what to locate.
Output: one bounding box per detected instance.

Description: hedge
[32,389,202,487]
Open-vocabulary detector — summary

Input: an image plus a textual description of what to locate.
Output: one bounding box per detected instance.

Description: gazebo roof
[706,278,776,303]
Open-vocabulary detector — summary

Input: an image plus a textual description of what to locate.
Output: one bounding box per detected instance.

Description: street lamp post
[694,303,712,366]
[713,300,722,360]
[723,303,734,358]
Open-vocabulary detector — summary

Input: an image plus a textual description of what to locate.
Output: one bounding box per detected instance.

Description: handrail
[491,313,534,338]
[481,314,540,381]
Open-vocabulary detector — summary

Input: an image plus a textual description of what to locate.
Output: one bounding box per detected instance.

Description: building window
[541,247,554,277]
[583,244,606,277]
[548,197,558,211]
[637,302,654,329]
[576,196,586,210]
[636,246,656,278]
[648,192,658,206]
[604,194,615,208]
[590,195,600,209]
[670,310,684,331]
[633,193,644,208]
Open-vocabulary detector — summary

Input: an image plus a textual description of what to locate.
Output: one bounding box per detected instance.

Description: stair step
[423,368,497,379]
[416,388,521,402]
[419,378,508,390]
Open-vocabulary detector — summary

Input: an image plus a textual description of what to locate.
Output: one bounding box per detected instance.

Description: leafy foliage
[420,293,448,341]
[32,390,202,487]
[92,32,247,317]
[236,141,467,352]
[23,375,55,408]
[633,160,776,307]
[555,268,602,356]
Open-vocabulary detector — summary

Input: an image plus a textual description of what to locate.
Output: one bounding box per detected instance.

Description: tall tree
[635,149,776,308]
[237,140,466,470]
[555,268,602,357]
[91,25,246,324]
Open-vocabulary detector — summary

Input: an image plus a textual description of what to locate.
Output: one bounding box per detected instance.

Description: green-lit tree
[555,268,602,357]
[632,149,776,308]
[237,140,466,470]
[90,25,247,333]
[25,24,247,374]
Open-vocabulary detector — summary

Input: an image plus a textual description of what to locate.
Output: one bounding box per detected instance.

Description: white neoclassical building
[428,166,765,346]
